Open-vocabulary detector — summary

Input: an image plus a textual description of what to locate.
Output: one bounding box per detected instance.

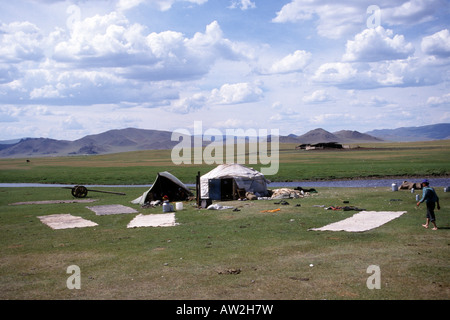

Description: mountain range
[0,123,448,158]
[0,128,180,158]
[365,123,450,142]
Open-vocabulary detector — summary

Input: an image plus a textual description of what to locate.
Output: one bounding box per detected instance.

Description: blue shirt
[419,186,439,204]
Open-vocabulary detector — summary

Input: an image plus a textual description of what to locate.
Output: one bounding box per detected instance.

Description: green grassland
[0,140,449,300]
[0,186,449,300]
[0,140,449,184]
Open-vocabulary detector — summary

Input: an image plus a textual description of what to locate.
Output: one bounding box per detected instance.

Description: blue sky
[0,0,449,140]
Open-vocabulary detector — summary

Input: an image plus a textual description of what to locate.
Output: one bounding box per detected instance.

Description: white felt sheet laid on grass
[38,214,98,230]
[86,204,138,216]
[10,199,98,206]
[310,211,407,232]
[127,213,179,228]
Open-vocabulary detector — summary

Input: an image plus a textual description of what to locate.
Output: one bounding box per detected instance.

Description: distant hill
[296,128,339,144]
[365,123,450,142]
[0,128,180,158]
[333,130,384,143]
[280,128,383,144]
[70,128,178,153]
[0,138,72,157]
[1,123,448,158]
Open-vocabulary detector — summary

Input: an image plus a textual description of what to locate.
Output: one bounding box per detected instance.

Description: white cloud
[229,0,256,10]
[0,21,45,63]
[269,113,283,121]
[272,0,316,23]
[0,106,19,122]
[0,0,448,140]
[53,12,146,66]
[185,20,250,61]
[210,82,263,105]
[313,55,443,89]
[421,29,450,58]
[382,0,441,26]
[369,57,444,87]
[169,93,207,114]
[372,59,408,86]
[266,50,312,74]
[272,0,444,39]
[426,93,450,106]
[314,4,362,40]
[0,64,19,84]
[168,81,264,114]
[1,63,179,106]
[313,62,358,85]
[302,89,332,103]
[54,17,247,82]
[343,26,414,62]
[367,96,392,107]
[132,0,208,11]
[0,16,253,107]
[268,104,301,122]
[310,113,357,125]
[30,85,61,99]
[272,0,364,39]
[117,0,146,12]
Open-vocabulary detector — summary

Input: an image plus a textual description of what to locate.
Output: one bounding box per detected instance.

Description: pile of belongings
[206,203,235,210]
[325,205,366,211]
[141,200,162,208]
[270,188,305,199]
[399,181,423,190]
[294,187,318,193]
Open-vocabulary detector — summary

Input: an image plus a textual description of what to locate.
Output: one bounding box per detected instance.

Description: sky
[0,0,449,141]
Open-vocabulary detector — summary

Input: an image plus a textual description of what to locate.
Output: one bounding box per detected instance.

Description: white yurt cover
[200,164,269,199]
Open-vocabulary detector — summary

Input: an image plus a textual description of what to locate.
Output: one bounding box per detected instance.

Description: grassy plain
[0,140,449,185]
[0,140,449,300]
[0,186,449,300]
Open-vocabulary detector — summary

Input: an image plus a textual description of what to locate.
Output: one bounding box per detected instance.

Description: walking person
[416,179,440,230]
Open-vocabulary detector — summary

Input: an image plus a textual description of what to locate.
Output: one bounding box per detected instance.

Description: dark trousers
[426,202,436,222]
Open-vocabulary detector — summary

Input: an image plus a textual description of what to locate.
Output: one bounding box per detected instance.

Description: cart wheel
[72,185,88,198]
